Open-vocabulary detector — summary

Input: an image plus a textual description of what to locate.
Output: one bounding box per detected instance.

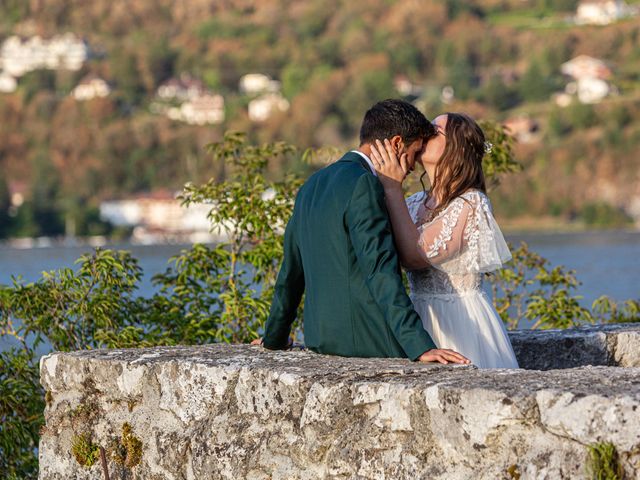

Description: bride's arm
[370,140,477,271]
[381,186,430,270]
[369,140,430,270]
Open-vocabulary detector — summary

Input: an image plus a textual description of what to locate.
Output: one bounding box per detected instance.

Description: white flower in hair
[484,141,493,154]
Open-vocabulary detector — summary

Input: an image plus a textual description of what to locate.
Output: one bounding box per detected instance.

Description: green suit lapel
[337,151,375,176]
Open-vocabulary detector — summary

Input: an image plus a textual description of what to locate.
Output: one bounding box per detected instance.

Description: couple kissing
[254,99,518,369]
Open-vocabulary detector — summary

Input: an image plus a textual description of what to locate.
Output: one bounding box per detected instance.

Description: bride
[369,112,519,369]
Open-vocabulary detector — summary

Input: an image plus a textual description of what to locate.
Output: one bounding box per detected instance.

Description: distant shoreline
[500,218,639,235]
[0,234,219,250]
[1,226,639,251]
[502,224,640,236]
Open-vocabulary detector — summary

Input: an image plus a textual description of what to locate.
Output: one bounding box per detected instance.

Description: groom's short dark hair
[359,99,434,146]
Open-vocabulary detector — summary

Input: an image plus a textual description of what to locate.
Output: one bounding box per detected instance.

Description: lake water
[1,231,639,352]
[507,230,640,306]
[1,231,638,304]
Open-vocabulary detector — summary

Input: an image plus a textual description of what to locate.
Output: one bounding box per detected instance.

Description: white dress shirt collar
[350,150,377,177]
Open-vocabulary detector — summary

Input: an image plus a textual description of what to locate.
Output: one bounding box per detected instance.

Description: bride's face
[419,114,448,167]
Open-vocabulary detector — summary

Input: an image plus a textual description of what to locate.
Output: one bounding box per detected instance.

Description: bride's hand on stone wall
[418,348,471,365]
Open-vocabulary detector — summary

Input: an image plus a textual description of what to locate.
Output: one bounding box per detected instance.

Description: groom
[259,99,469,365]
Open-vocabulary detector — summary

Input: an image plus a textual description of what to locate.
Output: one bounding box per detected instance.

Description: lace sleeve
[417,191,512,274]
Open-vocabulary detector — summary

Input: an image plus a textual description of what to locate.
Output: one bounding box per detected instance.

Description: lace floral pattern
[406,267,482,297]
[423,199,464,259]
[404,190,511,296]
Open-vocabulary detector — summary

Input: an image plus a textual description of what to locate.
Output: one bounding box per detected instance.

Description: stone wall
[508,322,640,370]
[39,324,640,479]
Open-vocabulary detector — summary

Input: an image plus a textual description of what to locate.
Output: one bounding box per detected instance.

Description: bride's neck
[424,164,441,204]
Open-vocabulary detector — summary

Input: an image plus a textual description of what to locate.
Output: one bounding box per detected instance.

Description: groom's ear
[390,135,403,154]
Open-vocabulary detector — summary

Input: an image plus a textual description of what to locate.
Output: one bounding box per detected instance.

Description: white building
[503,116,540,144]
[167,93,225,125]
[576,77,611,104]
[559,55,613,104]
[72,74,111,101]
[553,92,574,107]
[441,85,455,104]
[48,33,89,71]
[157,74,206,102]
[0,71,17,93]
[576,0,634,25]
[99,192,220,243]
[0,33,89,77]
[239,73,281,95]
[561,55,612,80]
[248,93,290,122]
[394,75,423,97]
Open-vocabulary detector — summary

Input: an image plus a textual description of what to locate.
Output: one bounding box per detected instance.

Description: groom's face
[400,138,424,174]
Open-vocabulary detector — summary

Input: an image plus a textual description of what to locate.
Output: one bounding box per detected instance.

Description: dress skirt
[410,289,519,369]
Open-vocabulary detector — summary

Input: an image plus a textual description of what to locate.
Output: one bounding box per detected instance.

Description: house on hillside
[503,116,540,144]
[575,0,636,25]
[394,75,423,98]
[239,73,281,95]
[72,74,111,100]
[561,55,612,80]
[8,181,26,211]
[154,74,224,125]
[0,34,88,77]
[99,191,218,243]
[47,33,89,70]
[0,71,17,93]
[157,74,206,101]
[558,55,614,104]
[248,93,290,122]
[167,93,225,125]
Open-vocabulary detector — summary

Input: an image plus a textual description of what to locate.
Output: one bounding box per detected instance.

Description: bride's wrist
[383,182,403,194]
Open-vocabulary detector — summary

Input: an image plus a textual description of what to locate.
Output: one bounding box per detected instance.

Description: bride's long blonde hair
[421,112,487,218]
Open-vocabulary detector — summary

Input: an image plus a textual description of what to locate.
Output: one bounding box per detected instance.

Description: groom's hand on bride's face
[418,349,471,365]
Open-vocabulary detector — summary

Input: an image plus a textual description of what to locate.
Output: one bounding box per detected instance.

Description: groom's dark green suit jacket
[263,151,437,360]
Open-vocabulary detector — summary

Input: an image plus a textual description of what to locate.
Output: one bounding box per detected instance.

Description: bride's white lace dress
[406,190,519,369]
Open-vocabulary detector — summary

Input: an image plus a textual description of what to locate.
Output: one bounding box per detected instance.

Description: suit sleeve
[345,174,437,360]
[262,202,305,349]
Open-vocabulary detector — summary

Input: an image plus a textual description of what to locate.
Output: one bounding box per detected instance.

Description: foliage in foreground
[0,129,638,478]
[0,348,44,479]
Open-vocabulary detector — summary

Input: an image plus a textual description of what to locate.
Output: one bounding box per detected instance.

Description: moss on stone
[110,422,143,468]
[45,390,53,406]
[69,402,98,418]
[71,433,100,467]
[127,398,138,412]
[506,464,521,479]
[586,442,624,480]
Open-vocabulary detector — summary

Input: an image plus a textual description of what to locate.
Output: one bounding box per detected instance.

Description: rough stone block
[509,323,640,369]
[38,324,640,479]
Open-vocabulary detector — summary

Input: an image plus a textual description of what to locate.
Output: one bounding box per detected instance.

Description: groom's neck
[357,144,372,157]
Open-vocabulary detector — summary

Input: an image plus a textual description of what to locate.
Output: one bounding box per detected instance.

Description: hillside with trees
[1,0,640,237]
